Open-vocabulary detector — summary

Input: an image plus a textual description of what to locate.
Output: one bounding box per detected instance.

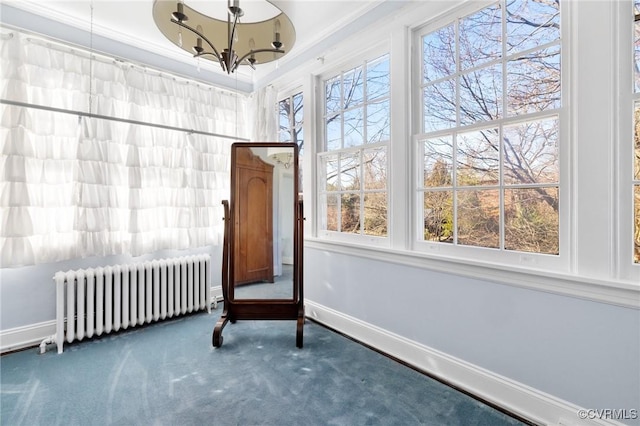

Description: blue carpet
[1,308,529,426]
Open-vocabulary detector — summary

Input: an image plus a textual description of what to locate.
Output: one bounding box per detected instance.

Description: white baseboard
[211,285,223,301]
[0,320,56,354]
[1,287,225,355]
[304,300,624,426]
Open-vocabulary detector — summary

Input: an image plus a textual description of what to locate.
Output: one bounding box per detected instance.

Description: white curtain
[0,30,248,267]
[250,85,277,142]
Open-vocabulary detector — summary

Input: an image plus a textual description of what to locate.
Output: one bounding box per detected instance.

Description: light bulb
[192,26,204,54]
[272,20,282,49]
[172,1,188,23]
[247,38,256,67]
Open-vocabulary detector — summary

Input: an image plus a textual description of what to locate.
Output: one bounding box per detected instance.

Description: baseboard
[1,287,225,355]
[282,257,294,265]
[304,300,624,426]
[211,285,223,301]
[0,320,56,354]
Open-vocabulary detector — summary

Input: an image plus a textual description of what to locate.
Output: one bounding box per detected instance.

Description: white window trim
[315,44,392,246]
[276,87,304,146]
[306,237,639,309]
[271,77,315,238]
[409,0,569,273]
[617,0,640,282]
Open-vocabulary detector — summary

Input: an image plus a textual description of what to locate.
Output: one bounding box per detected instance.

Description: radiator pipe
[39,334,56,354]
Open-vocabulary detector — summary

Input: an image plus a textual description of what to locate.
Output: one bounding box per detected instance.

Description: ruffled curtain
[250,85,277,142]
[0,30,247,267]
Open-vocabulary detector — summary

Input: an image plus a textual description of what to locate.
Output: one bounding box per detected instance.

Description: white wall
[0,246,223,349]
[304,245,639,424]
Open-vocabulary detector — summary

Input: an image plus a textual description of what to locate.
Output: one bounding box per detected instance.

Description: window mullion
[359,148,364,235]
[499,0,507,252]
[453,17,460,246]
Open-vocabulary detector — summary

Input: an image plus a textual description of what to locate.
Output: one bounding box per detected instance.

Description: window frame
[316,46,392,246]
[277,89,304,151]
[618,0,640,281]
[410,0,569,272]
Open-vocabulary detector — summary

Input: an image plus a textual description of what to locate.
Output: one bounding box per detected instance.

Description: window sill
[304,238,640,309]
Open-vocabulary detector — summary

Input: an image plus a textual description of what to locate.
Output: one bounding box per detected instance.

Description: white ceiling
[2,0,393,89]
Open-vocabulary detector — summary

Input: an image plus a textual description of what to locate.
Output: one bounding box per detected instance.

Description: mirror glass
[230,144,297,300]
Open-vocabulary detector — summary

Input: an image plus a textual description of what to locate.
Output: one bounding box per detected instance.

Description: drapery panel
[0,29,248,267]
[250,85,277,142]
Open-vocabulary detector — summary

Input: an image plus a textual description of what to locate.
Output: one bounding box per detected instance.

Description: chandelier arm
[235,48,285,67]
[194,51,219,59]
[193,50,226,71]
[170,18,222,61]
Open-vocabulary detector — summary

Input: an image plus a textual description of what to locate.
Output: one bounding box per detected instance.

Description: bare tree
[278,93,303,153]
[422,0,560,253]
[321,57,390,236]
[634,107,640,262]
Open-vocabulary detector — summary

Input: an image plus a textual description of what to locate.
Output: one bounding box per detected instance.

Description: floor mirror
[213,142,304,348]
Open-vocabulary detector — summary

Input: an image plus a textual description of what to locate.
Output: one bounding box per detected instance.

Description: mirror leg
[212,316,229,348]
[296,316,304,348]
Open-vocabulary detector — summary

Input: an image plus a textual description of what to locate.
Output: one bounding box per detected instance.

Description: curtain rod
[1,99,250,142]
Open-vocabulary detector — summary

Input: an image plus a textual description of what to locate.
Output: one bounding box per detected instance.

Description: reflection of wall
[271,167,295,276]
[250,147,296,275]
[280,173,294,265]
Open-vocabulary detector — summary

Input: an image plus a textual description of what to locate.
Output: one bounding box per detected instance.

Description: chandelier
[267,147,294,169]
[152,0,295,74]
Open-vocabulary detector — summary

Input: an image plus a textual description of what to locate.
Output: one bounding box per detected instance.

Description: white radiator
[44,254,212,354]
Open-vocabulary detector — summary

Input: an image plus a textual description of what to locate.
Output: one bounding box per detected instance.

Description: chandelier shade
[152,0,296,74]
[267,146,294,168]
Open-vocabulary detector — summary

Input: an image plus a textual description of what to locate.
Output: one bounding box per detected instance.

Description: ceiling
[1,0,398,90]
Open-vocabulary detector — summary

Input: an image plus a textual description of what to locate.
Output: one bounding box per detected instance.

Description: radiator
[44,254,212,354]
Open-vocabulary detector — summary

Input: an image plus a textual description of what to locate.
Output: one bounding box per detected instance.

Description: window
[278,91,304,153]
[634,1,640,264]
[416,0,561,256]
[278,90,304,193]
[318,54,390,239]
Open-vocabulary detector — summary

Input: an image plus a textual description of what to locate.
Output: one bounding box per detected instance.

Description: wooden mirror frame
[212,142,304,348]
